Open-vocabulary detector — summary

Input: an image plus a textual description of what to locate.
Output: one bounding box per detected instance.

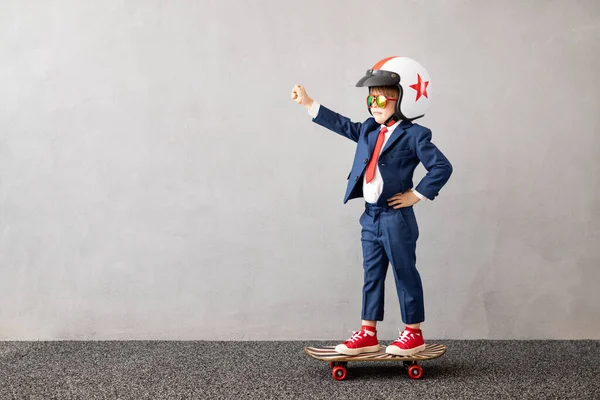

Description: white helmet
[356,56,431,121]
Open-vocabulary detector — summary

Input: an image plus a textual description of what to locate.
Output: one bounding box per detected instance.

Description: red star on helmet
[410,74,429,101]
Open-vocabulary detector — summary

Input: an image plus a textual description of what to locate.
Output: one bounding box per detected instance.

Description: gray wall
[1,0,598,340]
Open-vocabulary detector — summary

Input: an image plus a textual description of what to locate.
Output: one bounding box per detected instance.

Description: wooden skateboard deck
[304,344,446,380]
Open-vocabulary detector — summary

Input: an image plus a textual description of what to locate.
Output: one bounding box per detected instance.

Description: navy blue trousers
[360,202,424,324]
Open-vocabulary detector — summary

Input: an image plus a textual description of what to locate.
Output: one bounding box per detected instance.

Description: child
[291,56,452,356]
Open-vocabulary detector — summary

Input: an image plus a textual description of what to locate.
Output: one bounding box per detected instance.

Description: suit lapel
[381,120,411,154]
[367,127,380,154]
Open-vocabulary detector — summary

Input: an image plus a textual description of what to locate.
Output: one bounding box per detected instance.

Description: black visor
[355,69,401,87]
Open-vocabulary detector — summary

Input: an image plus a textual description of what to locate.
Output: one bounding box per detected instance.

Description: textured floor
[1,340,599,399]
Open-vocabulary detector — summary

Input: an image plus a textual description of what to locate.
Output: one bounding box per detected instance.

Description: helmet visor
[356,69,401,87]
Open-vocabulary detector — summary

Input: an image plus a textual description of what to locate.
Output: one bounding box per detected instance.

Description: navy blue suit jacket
[312,105,453,206]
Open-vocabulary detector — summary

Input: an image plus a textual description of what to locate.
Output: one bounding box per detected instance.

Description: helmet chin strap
[384,113,401,127]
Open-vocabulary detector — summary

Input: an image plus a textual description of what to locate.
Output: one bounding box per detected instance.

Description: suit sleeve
[310,102,362,143]
[414,129,453,200]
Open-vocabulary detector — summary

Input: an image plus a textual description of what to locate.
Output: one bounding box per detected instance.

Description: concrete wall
[1,0,598,340]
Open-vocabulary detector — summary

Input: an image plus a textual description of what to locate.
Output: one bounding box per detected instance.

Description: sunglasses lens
[367,95,375,107]
[376,95,387,108]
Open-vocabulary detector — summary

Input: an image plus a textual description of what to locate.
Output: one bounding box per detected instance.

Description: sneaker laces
[395,329,413,344]
[345,329,372,343]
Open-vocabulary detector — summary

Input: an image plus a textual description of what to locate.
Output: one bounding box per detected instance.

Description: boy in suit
[291,57,452,356]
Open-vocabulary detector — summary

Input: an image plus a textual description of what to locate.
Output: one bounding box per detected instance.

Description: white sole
[335,344,381,356]
[385,343,426,356]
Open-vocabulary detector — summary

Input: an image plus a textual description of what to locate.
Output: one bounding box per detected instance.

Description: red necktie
[365,127,387,183]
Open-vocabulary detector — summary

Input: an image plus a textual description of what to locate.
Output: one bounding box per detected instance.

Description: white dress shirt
[308,101,428,204]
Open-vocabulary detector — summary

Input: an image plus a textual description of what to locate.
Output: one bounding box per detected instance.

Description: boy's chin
[373,115,388,124]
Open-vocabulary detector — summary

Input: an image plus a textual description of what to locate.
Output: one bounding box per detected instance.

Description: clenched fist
[291,84,314,109]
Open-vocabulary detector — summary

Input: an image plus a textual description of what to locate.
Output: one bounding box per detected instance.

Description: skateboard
[304,344,446,381]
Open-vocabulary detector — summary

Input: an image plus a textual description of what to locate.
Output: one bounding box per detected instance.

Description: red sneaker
[335,325,380,355]
[385,327,426,356]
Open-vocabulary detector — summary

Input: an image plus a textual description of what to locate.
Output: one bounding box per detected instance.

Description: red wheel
[332,365,347,381]
[408,365,423,379]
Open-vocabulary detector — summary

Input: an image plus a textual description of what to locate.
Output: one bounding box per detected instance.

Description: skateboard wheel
[408,365,423,379]
[332,366,347,381]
